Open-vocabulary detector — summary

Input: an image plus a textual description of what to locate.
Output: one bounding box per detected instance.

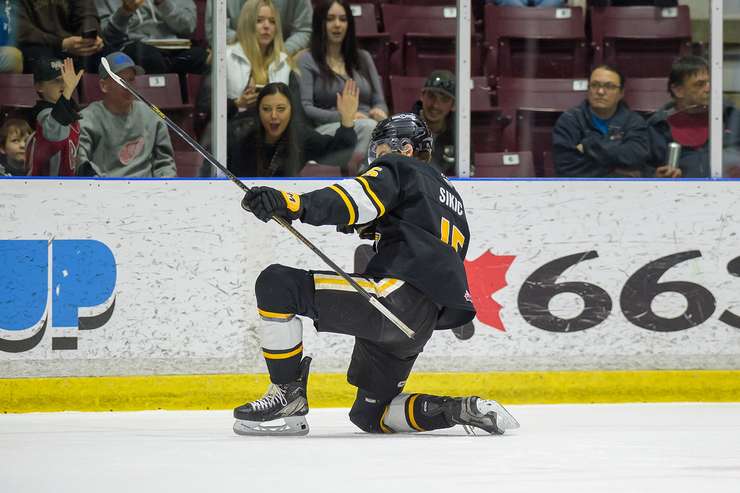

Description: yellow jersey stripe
[407,394,424,432]
[380,405,392,433]
[329,185,356,225]
[314,275,402,297]
[258,308,293,320]
[355,176,386,217]
[263,344,303,360]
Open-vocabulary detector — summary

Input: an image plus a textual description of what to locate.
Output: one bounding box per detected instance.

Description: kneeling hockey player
[236,113,519,436]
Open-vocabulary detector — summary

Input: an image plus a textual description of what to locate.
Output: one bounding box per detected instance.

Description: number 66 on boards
[516,250,740,333]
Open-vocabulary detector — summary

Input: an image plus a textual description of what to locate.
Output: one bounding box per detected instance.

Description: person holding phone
[97,0,209,75]
[17,0,104,73]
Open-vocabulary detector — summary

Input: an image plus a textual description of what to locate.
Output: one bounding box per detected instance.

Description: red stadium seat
[483,5,588,79]
[495,77,589,175]
[380,4,480,76]
[622,77,669,113]
[174,151,203,177]
[0,73,36,110]
[473,151,535,177]
[350,3,391,87]
[299,161,343,177]
[193,0,207,46]
[590,6,692,78]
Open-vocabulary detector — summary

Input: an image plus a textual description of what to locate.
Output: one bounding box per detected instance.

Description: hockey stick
[100,58,415,339]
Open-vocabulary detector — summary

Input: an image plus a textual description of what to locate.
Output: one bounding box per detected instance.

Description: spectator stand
[80,73,198,177]
[380,4,482,77]
[389,74,507,154]
[494,77,588,176]
[589,5,692,78]
[473,150,535,178]
[483,5,588,79]
[0,73,36,121]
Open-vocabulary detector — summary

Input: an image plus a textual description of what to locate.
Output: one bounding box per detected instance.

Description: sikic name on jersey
[439,187,464,216]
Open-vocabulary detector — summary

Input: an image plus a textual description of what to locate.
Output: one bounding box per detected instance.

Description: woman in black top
[231,81,359,176]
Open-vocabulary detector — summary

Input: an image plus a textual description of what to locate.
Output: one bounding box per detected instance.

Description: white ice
[1,403,739,493]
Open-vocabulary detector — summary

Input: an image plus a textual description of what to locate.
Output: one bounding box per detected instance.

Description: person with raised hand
[229,79,358,177]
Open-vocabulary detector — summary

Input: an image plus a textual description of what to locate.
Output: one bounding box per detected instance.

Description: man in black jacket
[553,64,650,177]
[411,70,456,175]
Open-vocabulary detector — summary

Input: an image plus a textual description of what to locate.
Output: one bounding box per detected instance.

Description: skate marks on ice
[1,405,739,493]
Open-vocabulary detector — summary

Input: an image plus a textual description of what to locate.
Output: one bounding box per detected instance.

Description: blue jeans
[493,0,565,6]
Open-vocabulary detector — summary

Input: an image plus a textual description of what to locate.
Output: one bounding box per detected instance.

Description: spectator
[552,64,649,177]
[298,0,387,172]
[27,58,83,176]
[17,0,103,74]
[206,0,312,55]
[411,70,457,175]
[229,80,357,176]
[0,0,23,73]
[97,0,209,75]
[646,55,740,178]
[0,118,31,175]
[77,51,177,177]
[487,0,565,6]
[226,0,296,116]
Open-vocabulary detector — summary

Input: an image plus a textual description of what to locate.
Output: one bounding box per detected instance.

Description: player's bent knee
[255,264,300,309]
[349,390,394,434]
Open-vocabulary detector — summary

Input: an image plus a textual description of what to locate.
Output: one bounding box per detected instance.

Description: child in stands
[0,119,32,175]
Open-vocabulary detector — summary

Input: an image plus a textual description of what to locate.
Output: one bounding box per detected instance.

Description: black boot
[233,357,312,436]
[443,396,520,435]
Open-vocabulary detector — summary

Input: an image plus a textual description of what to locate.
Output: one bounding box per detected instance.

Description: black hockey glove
[335,221,378,241]
[242,186,303,223]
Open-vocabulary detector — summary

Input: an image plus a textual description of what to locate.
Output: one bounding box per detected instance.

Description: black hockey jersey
[300,153,475,329]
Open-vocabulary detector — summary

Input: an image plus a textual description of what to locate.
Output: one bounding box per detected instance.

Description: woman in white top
[226,0,297,115]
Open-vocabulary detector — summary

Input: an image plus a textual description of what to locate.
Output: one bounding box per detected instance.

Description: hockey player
[236,113,519,436]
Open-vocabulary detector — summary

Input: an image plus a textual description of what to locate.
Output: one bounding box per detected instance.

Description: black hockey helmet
[367,113,433,165]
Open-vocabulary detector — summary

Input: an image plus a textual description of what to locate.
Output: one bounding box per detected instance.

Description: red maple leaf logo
[464,251,516,332]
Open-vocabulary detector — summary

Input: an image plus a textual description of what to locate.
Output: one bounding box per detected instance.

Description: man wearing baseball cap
[77,51,176,177]
[411,70,457,175]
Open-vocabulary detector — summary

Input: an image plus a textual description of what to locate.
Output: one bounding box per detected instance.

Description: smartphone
[82,29,97,39]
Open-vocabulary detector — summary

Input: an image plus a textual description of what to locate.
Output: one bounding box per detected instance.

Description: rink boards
[1,178,739,410]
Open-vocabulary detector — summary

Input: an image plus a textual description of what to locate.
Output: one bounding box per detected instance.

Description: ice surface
[1,403,739,492]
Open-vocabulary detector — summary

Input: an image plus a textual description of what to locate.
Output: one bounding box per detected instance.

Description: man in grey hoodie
[205,0,312,55]
[97,0,209,74]
[77,51,177,177]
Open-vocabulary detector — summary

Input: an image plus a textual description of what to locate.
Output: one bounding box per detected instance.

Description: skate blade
[233,416,309,437]
[487,401,520,432]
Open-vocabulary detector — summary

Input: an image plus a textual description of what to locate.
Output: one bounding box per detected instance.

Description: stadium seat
[622,77,669,113]
[174,151,203,177]
[589,6,692,78]
[193,0,207,46]
[473,151,535,177]
[350,3,391,87]
[299,161,343,177]
[495,77,589,175]
[483,5,588,79]
[380,4,480,76]
[541,150,555,178]
[0,73,36,110]
[80,73,190,110]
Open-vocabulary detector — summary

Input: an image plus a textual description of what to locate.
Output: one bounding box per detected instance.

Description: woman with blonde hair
[226,0,296,113]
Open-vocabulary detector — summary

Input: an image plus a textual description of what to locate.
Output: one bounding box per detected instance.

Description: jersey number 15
[440,217,465,252]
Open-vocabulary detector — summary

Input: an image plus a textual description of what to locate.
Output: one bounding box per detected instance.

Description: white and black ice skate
[444,396,520,435]
[233,357,312,437]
